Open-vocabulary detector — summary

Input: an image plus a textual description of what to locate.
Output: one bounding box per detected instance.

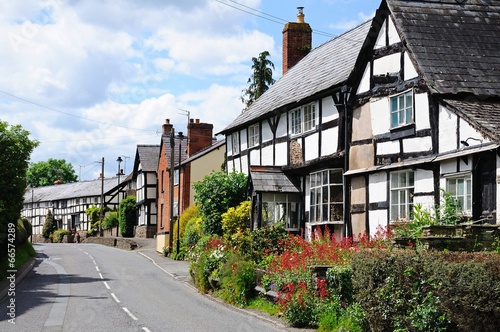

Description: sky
[0,0,381,181]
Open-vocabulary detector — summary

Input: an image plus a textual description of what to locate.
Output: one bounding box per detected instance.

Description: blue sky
[0,0,381,180]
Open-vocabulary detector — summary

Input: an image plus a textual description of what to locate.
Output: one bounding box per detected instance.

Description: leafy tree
[42,209,57,239]
[119,196,136,237]
[27,158,78,187]
[194,170,247,236]
[241,51,275,110]
[0,121,39,256]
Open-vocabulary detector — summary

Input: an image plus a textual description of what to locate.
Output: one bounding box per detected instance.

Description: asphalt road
[0,243,294,332]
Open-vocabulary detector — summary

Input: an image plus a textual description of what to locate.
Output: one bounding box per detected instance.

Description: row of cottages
[219,0,500,240]
[156,118,225,252]
[22,175,128,239]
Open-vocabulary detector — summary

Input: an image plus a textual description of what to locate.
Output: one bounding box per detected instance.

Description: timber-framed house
[345,0,500,236]
[218,9,372,239]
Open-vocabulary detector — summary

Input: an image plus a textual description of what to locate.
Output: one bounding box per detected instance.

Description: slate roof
[441,99,500,142]
[161,135,188,168]
[24,177,120,203]
[219,20,372,134]
[387,0,500,96]
[136,145,160,172]
[249,166,301,193]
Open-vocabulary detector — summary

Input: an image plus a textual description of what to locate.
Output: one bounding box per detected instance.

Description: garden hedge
[351,249,500,332]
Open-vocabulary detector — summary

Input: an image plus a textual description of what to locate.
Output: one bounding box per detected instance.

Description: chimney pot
[196,119,200,124]
[297,7,305,23]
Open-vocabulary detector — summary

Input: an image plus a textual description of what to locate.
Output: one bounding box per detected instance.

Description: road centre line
[99,273,104,279]
[142,327,152,332]
[89,255,93,260]
[111,293,120,303]
[103,281,110,290]
[95,266,100,272]
[122,307,138,321]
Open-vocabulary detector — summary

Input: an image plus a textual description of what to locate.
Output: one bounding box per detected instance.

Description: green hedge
[351,250,500,332]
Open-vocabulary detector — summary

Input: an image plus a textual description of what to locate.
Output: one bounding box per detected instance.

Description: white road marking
[92,260,96,265]
[89,255,93,260]
[103,281,110,290]
[111,293,120,303]
[95,266,100,272]
[142,327,152,332]
[99,273,104,279]
[137,252,175,278]
[123,307,138,321]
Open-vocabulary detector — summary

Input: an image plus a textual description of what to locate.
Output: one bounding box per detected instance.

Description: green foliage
[0,241,36,280]
[119,196,136,237]
[350,250,500,331]
[22,218,32,238]
[102,211,118,230]
[221,200,251,249]
[392,203,434,239]
[437,189,461,225]
[245,295,279,316]
[241,51,275,110]
[326,265,353,305]
[218,253,256,306]
[15,218,29,245]
[0,120,39,257]
[42,210,57,239]
[194,170,247,236]
[26,158,78,187]
[183,216,203,249]
[52,229,70,243]
[250,221,288,266]
[318,302,366,332]
[85,205,103,234]
[189,236,227,293]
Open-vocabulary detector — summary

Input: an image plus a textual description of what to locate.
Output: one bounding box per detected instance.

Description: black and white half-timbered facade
[221,1,500,239]
[22,176,125,237]
[346,0,500,236]
[132,145,160,238]
[219,9,372,239]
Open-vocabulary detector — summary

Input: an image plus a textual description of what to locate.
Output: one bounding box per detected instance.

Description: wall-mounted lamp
[460,137,483,147]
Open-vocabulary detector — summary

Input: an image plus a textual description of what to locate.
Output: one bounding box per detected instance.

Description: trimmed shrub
[352,250,500,332]
[42,210,57,239]
[325,265,353,305]
[102,211,118,230]
[183,216,203,249]
[119,196,136,237]
[22,218,32,238]
[15,218,29,244]
[52,229,70,243]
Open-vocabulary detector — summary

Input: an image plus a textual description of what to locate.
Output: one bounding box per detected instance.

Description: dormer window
[390,90,413,128]
[291,103,316,135]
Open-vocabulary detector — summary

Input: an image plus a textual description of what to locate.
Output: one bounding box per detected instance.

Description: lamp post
[176,132,184,255]
[116,156,123,237]
[99,157,104,237]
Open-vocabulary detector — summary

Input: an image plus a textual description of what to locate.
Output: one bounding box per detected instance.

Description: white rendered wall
[369,210,388,236]
[357,63,371,94]
[404,52,418,80]
[377,140,399,155]
[305,133,319,162]
[262,121,272,143]
[388,17,400,45]
[261,144,273,165]
[373,53,401,76]
[369,172,388,202]
[249,148,261,166]
[371,98,390,136]
[322,96,339,123]
[240,129,248,152]
[459,118,489,147]
[415,92,430,131]
[438,105,458,153]
[322,127,338,157]
[403,136,432,153]
[275,141,288,166]
[374,18,387,49]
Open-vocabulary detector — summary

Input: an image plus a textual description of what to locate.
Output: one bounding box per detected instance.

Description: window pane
[448,180,457,195]
[322,204,328,221]
[408,172,414,186]
[322,171,328,185]
[330,170,342,184]
[391,97,398,111]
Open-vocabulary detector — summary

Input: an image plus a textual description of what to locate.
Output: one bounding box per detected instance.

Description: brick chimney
[187,119,213,156]
[282,7,312,75]
[162,118,173,136]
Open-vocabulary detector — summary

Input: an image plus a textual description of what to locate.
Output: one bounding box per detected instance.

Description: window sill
[389,123,415,140]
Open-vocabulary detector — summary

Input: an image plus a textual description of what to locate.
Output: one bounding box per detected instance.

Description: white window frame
[231,132,240,154]
[290,103,316,135]
[390,90,414,128]
[390,171,415,221]
[261,193,301,230]
[248,124,259,147]
[173,169,179,186]
[446,173,472,216]
[309,169,344,224]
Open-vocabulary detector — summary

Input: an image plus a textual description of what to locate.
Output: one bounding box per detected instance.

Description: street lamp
[176,132,184,255]
[116,156,123,237]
